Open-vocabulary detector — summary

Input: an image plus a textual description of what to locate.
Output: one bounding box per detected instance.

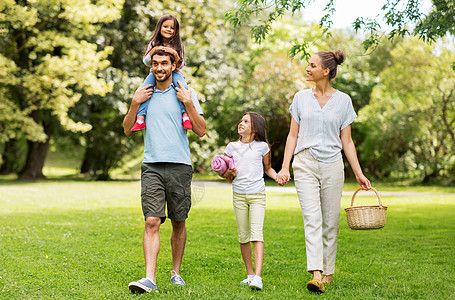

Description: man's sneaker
[240,275,255,285]
[249,275,263,290]
[171,270,185,286]
[131,119,146,131]
[128,278,158,294]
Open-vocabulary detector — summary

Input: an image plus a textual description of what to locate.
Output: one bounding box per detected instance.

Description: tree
[0,0,123,179]
[71,0,152,179]
[225,0,455,62]
[357,38,455,182]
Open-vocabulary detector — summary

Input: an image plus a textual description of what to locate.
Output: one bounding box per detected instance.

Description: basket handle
[350,187,382,207]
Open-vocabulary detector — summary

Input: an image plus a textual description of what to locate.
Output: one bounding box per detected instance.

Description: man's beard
[154,71,171,82]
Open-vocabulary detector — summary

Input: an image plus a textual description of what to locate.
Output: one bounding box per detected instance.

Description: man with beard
[123,47,206,293]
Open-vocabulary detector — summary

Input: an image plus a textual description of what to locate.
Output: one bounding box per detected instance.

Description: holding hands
[276,169,291,186]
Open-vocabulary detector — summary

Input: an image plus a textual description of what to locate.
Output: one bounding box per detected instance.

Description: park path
[192,180,455,197]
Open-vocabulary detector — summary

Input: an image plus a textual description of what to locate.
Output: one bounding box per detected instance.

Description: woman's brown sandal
[306,278,325,293]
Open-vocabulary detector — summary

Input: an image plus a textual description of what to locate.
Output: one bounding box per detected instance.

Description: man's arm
[175,82,206,137]
[123,84,154,136]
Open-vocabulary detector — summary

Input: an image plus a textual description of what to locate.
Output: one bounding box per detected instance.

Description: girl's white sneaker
[249,275,263,290]
[240,275,255,285]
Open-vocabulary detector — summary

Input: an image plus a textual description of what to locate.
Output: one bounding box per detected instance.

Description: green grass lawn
[1,180,454,299]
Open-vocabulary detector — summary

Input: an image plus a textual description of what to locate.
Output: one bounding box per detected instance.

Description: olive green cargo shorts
[141,162,193,223]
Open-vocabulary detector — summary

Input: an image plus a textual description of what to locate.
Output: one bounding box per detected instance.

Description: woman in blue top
[277,50,371,293]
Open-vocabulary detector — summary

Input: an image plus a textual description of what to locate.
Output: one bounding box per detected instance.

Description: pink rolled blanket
[211,155,235,175]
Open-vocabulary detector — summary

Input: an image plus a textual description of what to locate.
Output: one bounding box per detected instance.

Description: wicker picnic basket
[345,187,387,230]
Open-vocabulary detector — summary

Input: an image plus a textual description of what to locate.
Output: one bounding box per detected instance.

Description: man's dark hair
[151,49,175,64]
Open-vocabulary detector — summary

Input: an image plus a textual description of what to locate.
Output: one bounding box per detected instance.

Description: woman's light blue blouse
[289,89,357,163]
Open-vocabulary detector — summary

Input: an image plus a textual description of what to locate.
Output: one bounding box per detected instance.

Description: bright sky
[301,0,433,29]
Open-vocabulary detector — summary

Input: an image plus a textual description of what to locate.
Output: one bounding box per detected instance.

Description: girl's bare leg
[252,241,264,276]
[240,242,254,275]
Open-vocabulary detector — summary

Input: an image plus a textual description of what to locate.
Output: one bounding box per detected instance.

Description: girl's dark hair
[145,15,184,60]
[245,112,269,144]
[315,50,345,80]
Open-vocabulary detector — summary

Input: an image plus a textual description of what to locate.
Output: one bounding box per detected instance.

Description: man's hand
[133,84,154,106]
[175,81,192,105]
[123,84,154,136]
[174,82,206,137]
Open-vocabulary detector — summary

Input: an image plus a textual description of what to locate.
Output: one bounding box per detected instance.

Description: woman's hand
[356,174,371,190]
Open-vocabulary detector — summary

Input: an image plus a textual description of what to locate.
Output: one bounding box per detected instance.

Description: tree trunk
[80,147,96,176]
[422,170,438,184]
[19,139,50,180]
[0,140,18,174]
